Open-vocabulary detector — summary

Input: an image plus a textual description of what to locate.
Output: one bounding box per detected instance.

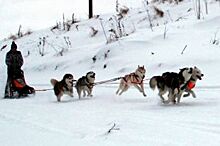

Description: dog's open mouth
[90,74,95,78]
[68,79,76,86]
[197,75,202,80]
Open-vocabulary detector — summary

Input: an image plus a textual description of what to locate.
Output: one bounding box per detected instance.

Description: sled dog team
[51,65,204,104]
[4,41,203,102]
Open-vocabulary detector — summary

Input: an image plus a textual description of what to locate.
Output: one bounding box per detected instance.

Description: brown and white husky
[50,74,74,102]
[116,65,147,97]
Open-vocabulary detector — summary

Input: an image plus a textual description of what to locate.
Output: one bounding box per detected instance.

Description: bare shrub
[154,6,164,17]
[37,37,46,56]
[90,27,98,37]
[0,45,7,51]
[50,22,60,32]
[151,0,184,4]
[108,28,119,42]
[211,31,219,45]
[119,6,129,16]
[8,34,18,40]
[7,27,32,40]
[23,30,33,36]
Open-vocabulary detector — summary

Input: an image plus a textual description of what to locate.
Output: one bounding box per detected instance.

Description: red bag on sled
[10,70,35,98]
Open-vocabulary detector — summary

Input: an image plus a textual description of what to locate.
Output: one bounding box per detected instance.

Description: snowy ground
[1,86,220,146]
[0,1,220,146]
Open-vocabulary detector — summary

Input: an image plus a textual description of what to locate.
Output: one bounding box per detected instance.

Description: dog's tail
[50,79,58,87]
[149,76,159,90]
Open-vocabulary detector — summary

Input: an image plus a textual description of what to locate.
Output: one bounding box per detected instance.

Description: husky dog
[116,65,147,97]
[176,66,204,103]
[149,67,193,103]
[75,71,96,99]
[50,74,74,102]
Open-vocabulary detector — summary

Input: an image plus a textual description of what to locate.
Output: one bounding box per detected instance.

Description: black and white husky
[176,66,204,103]
[75,71,96,99]
[149,67,193,104]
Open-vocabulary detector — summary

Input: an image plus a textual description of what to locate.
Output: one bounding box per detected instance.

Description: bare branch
[181,45,188,55]
[107,123,120,134]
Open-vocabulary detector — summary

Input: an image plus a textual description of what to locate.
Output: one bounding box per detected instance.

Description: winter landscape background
[0,0,143,39]
[0,0,220,146]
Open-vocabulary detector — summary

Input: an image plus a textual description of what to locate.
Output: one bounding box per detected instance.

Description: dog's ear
[63,74,73,80]
[189,67,193,73]
[194,66,197,69]
[138,65,140,68]
[179,67,184,71]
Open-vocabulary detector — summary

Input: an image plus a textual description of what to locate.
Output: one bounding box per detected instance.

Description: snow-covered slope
[0,1,220,146]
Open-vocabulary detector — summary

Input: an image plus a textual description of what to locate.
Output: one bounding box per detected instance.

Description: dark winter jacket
[5,50,23,78]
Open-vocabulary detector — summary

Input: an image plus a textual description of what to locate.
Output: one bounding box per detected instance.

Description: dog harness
[85,78,94,89]
[123,73,143,85]
[187,81,195,90]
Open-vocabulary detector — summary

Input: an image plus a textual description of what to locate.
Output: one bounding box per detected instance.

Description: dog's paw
[183,95,189,97]
[143,93,147,97]
[87,94,93,97]
[192,93,196,98]
[172,100,176,104]
[163,100,169,104]
[183,93,190,97]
